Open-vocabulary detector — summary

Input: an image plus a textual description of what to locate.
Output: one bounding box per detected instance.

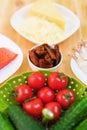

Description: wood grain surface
[0,0,87,85]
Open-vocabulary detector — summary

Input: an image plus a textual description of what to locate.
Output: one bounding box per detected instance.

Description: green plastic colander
[0,70,86,112]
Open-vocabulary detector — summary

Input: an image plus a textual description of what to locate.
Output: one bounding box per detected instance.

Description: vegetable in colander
[50,95,87,130]
[75,119,87,130]
[7,104,45,130]
[0,112,14,130]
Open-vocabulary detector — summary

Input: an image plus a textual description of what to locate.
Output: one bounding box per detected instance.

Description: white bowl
[28,44,63,71]
[11,3,80,45]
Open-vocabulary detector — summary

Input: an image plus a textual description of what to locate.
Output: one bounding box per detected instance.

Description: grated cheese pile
[18,16,65,44]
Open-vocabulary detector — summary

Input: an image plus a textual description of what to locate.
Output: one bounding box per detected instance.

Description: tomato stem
[58,73,65,79]
[42,108,54,123]
[11,91,19,96]
[64,93,71,101]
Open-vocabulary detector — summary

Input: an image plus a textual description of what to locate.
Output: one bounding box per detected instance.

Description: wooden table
[0,0,87,85]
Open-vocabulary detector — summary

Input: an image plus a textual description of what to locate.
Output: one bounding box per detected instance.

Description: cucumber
[0,112,14,130]
[75,119,87,130]
[7,104,45,130]
[50,96,87,130]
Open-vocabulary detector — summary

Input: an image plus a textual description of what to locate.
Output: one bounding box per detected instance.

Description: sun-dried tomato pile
[29,44,61,68]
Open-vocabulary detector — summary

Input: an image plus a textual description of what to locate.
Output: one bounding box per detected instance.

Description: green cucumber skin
[75,119,87,130]
[50,96,87,130]
[0,112,14,130]
[7,104,45,130]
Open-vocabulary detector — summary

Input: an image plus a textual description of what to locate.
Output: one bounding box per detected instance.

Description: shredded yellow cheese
[18,16,65,44]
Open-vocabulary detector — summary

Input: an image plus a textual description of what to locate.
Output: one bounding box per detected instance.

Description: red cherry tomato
[45,102,61,121]
[56,89,76,109]
[37,87,55,104]
[28,72,46,90]
[14,84,33,103]
[48,72,68,90]
[23,98,43,117]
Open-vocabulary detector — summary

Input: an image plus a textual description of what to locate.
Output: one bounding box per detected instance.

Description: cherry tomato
[48,72,68,90]
[37,87,55,104]
[45,102,61,121]
[56,89,76,109]
[23,98,43,117]
[14,84,33,103]
[28,72,46,90]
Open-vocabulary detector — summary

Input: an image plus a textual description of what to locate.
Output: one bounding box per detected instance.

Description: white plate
[0,34,23,83]
[10,3,80,44]
[71,58,87,85]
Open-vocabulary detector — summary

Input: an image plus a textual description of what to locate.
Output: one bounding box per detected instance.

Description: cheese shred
[18,16,65,44]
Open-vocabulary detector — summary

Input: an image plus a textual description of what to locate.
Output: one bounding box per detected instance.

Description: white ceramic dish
[10,3,80,44]
[71,58,87,85]
[0,34,23,83]
[28,44,63,71]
